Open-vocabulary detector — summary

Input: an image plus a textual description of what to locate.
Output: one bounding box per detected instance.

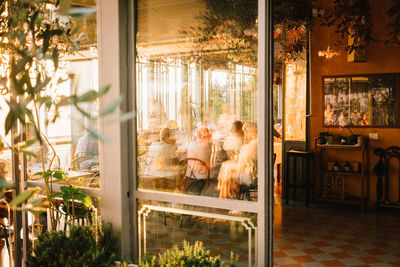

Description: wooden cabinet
[314,136,369,212]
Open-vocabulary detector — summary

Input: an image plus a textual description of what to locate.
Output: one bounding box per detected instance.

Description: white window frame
[98,0,273,265]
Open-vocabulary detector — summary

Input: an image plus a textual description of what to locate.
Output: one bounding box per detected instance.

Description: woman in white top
[146,128,179,177]
[223,120,244,157]
[182,127,212,194]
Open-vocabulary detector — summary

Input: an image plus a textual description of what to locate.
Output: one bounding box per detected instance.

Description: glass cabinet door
[284,57,307,142]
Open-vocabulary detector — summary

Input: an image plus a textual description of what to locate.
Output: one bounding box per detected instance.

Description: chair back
[180,158,210,179]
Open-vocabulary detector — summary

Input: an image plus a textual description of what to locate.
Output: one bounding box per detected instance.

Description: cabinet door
[282,51,311,202]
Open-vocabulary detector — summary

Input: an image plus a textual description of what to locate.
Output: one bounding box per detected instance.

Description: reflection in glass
[284,58,307,141]
[136,0,258,201]
[138,200,257,266]
[26,1,100,189]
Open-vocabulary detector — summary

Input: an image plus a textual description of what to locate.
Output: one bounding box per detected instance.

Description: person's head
[160,128,173,144]
[196,127,210,143]
[231,120,244,135]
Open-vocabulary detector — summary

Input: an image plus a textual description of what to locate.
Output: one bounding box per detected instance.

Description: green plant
[26,222,118,267]
[321,0,376,53]
[48,184,92,222]
[181,0,258,65]
[274,0,314,63]
[387,0,400,44]
[139,240,238,267]
[0,0,129,229]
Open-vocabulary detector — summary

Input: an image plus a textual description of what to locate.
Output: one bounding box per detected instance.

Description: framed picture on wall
[322,73,400,128]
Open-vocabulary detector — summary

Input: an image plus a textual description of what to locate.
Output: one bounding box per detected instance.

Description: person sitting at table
[145,127,179,177]
[181,127,212,195]
[74,131,99,170]
[217,123,258,199]
[223,120,244,158]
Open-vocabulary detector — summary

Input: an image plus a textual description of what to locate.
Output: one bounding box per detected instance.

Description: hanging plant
[181,0,258,65]
[274,0,315,63]
[321,0,376,54]
[274,0,314,30]
[387,0,400,44]
[278,28,307,63]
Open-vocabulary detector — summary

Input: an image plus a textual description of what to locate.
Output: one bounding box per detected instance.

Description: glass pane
[136,0,258,201]
[138,200,257,266]
[284,57,306,141]
[27,0,100,189]
[0,98,11,180]
[323,75,399,127]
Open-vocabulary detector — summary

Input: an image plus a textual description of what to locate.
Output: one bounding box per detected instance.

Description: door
[281,45,311,202]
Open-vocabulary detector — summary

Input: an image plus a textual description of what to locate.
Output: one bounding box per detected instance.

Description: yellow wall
[310,0,400,205]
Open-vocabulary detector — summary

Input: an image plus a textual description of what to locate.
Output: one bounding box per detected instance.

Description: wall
[310,0,400,205]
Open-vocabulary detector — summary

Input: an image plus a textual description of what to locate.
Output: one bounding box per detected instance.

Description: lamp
[318,29,341,59]
[318,46,341,59]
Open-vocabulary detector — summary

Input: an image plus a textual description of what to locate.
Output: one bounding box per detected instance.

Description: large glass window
[26,0,100,189]
[136,0,258,201]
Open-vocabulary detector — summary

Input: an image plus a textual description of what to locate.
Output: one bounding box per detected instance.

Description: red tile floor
[273,183,400,267]
[141,180,400,266]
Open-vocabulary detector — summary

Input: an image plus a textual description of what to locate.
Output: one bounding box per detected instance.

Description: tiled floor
[142,181,400,266]
[273,184,400,267]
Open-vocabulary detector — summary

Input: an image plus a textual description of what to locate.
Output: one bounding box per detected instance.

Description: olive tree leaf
[100,96,123,116]
[10,188,40,206]
[4,111,15,135]
[0,179,15,190]
[85,127,111,142]
[98,84,111,96]
[76,90,98,103]
[22,150,37,158]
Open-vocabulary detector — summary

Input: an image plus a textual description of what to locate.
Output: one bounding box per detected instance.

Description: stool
[285,150,314,206]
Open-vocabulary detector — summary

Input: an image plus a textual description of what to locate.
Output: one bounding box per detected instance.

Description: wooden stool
[285,150,314,206]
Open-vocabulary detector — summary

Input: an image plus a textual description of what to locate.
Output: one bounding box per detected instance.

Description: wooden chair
[178,158,210,227]
[179,158,210,194]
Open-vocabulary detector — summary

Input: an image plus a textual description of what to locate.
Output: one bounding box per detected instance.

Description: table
[138,166,185,192]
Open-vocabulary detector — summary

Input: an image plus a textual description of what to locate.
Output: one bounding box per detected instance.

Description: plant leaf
[74,193,92,208]
[48,192,63,201]
[100,96,123,116]
[4,111,15,135]
[10,188,40,206]
[0,179,15,190]
[85,127,111,142]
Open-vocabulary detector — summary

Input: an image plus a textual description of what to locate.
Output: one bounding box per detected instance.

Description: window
[133,0,270,265]
[136,0,259,201]
[26,0,100,189]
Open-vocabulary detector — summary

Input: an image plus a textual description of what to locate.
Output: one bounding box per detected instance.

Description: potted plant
[26,222,118,267]
[139,240,238,267]
[274,0,314,63]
